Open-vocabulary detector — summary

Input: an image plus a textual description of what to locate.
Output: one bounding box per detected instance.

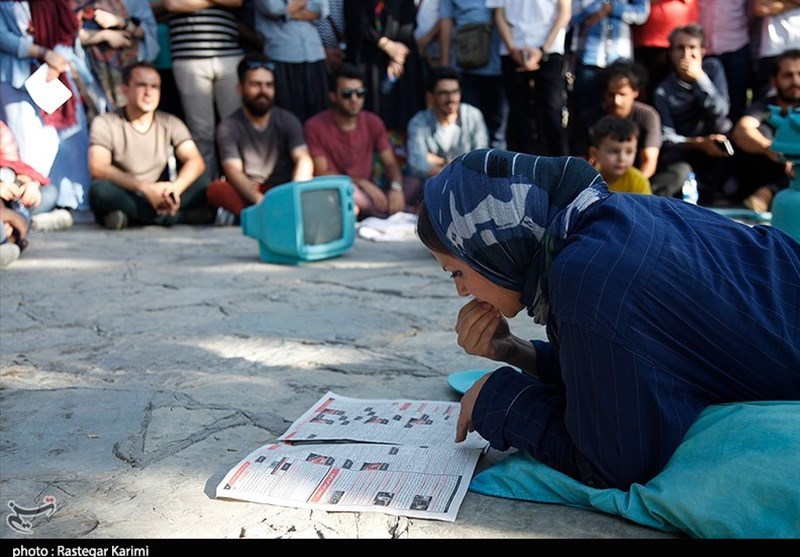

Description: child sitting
[589,116,652,194]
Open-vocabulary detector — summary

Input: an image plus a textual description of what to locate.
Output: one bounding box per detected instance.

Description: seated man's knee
[88,180,120,207]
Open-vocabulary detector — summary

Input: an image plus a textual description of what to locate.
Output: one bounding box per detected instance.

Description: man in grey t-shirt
[88,61,211,230]
[207,52,313,225]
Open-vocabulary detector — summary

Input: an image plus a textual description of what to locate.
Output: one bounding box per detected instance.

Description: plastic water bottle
[167,146,177,182]
[380,72,397,95]
[682,171,698,205]
[9,199,31,228]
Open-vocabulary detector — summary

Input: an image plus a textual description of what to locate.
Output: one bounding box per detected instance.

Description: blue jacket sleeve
[697,58,730,122]
[610,0,650,25]
[123,0,160,63]
[472,320,703,489]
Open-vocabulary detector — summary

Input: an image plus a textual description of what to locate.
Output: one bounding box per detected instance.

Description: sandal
[742,186,774,213]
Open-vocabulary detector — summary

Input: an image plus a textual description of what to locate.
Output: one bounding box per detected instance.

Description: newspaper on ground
[215,392,489,521]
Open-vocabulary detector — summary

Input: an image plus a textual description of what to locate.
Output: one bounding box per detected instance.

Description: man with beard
[731,48,800,213]
[88,61,211,230]
[303,62,416,218]
[406,66,489,181]
[207,53,313,225]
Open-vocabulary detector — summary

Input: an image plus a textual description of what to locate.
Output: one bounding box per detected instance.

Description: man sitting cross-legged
[88,61,212,230]
[207,52,314,226]
[304,62,420,219]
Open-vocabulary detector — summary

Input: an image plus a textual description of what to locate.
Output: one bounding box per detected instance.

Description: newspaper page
[278,391,489,451]
[215,441,482,521]
[215,392,490,521]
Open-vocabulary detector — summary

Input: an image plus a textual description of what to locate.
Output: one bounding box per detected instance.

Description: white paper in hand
[24,64,72,115]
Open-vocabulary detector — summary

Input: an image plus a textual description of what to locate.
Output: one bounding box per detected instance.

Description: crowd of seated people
[2,0,798,269]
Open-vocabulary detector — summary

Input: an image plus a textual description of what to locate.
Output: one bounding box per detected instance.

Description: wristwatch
[390,181,403,192]
[120,17,140,33]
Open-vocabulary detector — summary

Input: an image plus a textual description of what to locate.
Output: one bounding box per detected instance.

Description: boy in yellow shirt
[589,116,652,194]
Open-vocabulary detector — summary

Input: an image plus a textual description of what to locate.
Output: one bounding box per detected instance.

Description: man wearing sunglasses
[304,63,419,218]
[207,52,314,225]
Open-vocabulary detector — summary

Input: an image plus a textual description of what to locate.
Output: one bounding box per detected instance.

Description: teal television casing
[241,176,356,264]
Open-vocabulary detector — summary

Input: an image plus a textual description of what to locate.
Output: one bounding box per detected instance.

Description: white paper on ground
[24,64,72,115]
[357,212,418,242]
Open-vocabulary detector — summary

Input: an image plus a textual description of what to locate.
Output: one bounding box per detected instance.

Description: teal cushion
[469,401,800,538]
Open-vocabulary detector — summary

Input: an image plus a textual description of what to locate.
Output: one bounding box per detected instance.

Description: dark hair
[329,62,366,91]
[416,200,449,254]
[426,65,462,93]
[122,61,159,85]
[772,48,800,78]
[237,52,276,83]
[590,115,640,147]
[601,58,648,94]
[668,24,705,49]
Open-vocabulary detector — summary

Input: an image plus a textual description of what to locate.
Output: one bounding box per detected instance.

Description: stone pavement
[0,221,682,540]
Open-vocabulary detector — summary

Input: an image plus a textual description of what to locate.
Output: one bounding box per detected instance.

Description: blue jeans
[30,184,59,215]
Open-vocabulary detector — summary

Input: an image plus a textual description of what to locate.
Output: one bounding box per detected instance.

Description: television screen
[241,176,355,264]
[302,188,343,246]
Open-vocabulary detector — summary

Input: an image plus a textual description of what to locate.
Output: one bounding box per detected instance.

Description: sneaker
[214,207,236,226]
[103,210,129,230]
[31,208,74,232]
[0,243,21,268]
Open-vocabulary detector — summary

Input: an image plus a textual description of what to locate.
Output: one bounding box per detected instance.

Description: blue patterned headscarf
[424,149,610,324]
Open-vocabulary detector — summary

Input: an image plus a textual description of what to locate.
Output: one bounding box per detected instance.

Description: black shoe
[103,210,129,230]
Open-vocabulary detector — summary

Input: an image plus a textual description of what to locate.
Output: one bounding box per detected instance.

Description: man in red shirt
[303,63,420,218]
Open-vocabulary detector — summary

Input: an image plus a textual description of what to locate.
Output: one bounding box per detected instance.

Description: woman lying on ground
[417,149,800,490]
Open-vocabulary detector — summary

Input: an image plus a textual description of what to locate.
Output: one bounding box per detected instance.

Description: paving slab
[0,222,683,541]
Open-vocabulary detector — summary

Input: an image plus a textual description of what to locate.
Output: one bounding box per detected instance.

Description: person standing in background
[696,0,753,123]
[569,0,651,119]
[344,0,425,136]
[414,0,441,82]
[751,0,800,100]
[73,0,161,117]
[163,0,246,180]
[486,0,572,156]
[254,0,330,123]
[313,0,346,72]
[439,0,509,149]
[633,0,698,103]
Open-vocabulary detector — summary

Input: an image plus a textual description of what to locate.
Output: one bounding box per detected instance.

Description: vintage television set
[241,175,356,264]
